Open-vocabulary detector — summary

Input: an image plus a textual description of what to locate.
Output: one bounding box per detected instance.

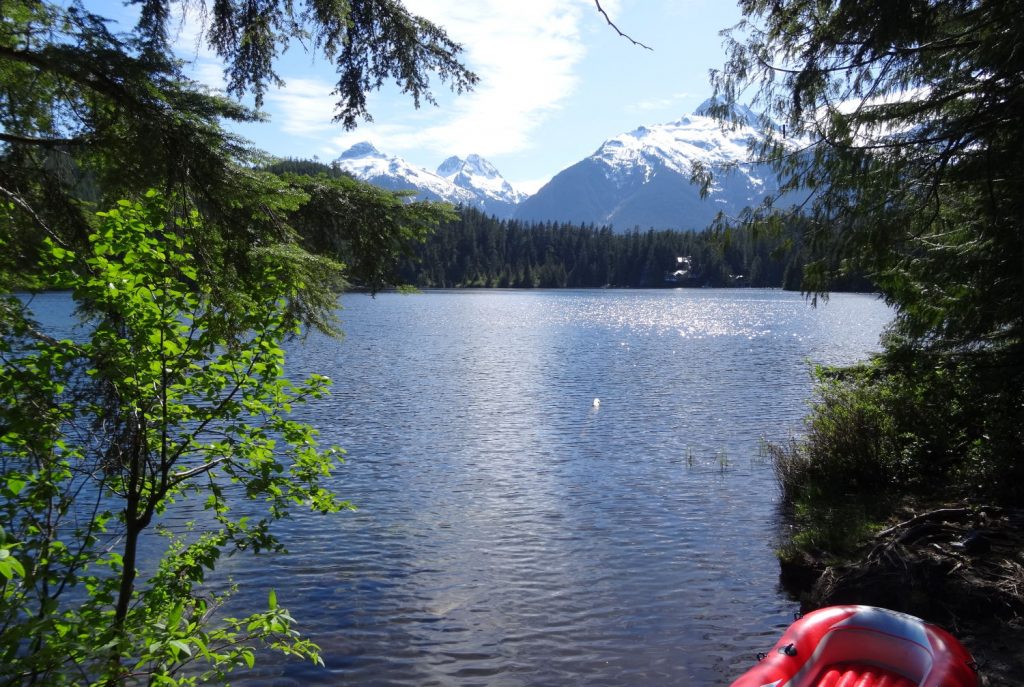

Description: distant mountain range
[333,143,525,218]
[333,98,779,231]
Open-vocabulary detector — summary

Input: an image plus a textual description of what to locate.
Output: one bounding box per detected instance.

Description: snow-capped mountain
[437,154,527,218]
[333,99,782,230]
[333,143,522,218]
[515,98,778,231]
[334,142,476,204]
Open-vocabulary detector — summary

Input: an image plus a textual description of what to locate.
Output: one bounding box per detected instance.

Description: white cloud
[167,5,212,59]
[326,0,597,158]
[188,60,227,92]
[166,4,227,90]
[265,78,339,135]
[157,0,609,165]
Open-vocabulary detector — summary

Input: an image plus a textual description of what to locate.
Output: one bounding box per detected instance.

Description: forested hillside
[396,207,873,291]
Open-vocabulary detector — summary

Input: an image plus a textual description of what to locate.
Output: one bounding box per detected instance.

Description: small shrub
[770,352,1024,558]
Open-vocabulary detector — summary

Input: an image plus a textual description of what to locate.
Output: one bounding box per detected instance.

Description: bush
[768,354,1024,557]
[772,364,902,502]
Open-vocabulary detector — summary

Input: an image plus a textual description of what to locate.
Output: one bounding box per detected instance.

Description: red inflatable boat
[729,605,978,687]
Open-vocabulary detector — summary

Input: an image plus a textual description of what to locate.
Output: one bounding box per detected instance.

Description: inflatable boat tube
[729,605,978,687]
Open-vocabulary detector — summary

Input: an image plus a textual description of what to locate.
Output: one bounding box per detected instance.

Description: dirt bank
[779,505,1024,686]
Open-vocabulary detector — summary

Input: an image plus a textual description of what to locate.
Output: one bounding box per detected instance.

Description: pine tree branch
[0,132,90,148]
[0,182,70,248]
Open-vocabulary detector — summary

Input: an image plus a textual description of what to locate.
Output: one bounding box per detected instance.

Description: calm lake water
[27,288,893,686]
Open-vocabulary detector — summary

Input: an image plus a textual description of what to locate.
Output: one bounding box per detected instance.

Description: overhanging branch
[0,182,69,247]
[0,132,90,148]
[594,1,652,51]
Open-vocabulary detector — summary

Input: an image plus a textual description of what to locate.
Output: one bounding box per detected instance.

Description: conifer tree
[714,0,1024,502]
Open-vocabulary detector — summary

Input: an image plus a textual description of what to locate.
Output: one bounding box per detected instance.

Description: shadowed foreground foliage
[716,0,1024,552]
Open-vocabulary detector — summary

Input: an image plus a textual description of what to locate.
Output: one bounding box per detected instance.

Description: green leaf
[5,477,26,496]
[167,602,184,629]
[169,639,192,657]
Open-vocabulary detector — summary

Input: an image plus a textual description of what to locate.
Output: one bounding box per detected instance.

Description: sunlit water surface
[26,288,893,686]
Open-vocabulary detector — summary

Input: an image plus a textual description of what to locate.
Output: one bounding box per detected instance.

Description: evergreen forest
[397,207,876,290]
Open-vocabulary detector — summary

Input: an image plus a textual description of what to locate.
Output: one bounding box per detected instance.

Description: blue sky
[102,0,743,193]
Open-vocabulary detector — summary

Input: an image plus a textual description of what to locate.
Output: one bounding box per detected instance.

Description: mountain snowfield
[515,98,777,230]
[333,143,524,218]
[597,100,762,183]
[436,154,528,218]
[333,98,779,230]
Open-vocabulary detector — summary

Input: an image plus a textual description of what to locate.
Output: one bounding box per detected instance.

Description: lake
[217,288,890,686]
[23,287,893,685]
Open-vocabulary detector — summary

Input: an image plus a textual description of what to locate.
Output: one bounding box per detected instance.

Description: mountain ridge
[436,154,526,218]
[333,98,781,231]
[333,144,523,218]
[514,99,777,231]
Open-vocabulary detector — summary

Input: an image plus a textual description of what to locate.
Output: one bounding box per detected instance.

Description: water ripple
[202,289,889,686]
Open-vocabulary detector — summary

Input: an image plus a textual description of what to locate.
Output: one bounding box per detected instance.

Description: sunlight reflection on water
[211,289,891,686]
[24,288,892,687]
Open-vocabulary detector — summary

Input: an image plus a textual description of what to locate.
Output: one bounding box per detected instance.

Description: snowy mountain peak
[437,154,499,179]
[692,96,724,116]
[332,146,523,218]
[692,97,762,129]
[515,100,781,231]
[338,141,385,159]
[592,105,763,182]
[436,155,526,207]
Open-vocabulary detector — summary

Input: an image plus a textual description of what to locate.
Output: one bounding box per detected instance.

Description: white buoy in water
[592,398,601,408]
